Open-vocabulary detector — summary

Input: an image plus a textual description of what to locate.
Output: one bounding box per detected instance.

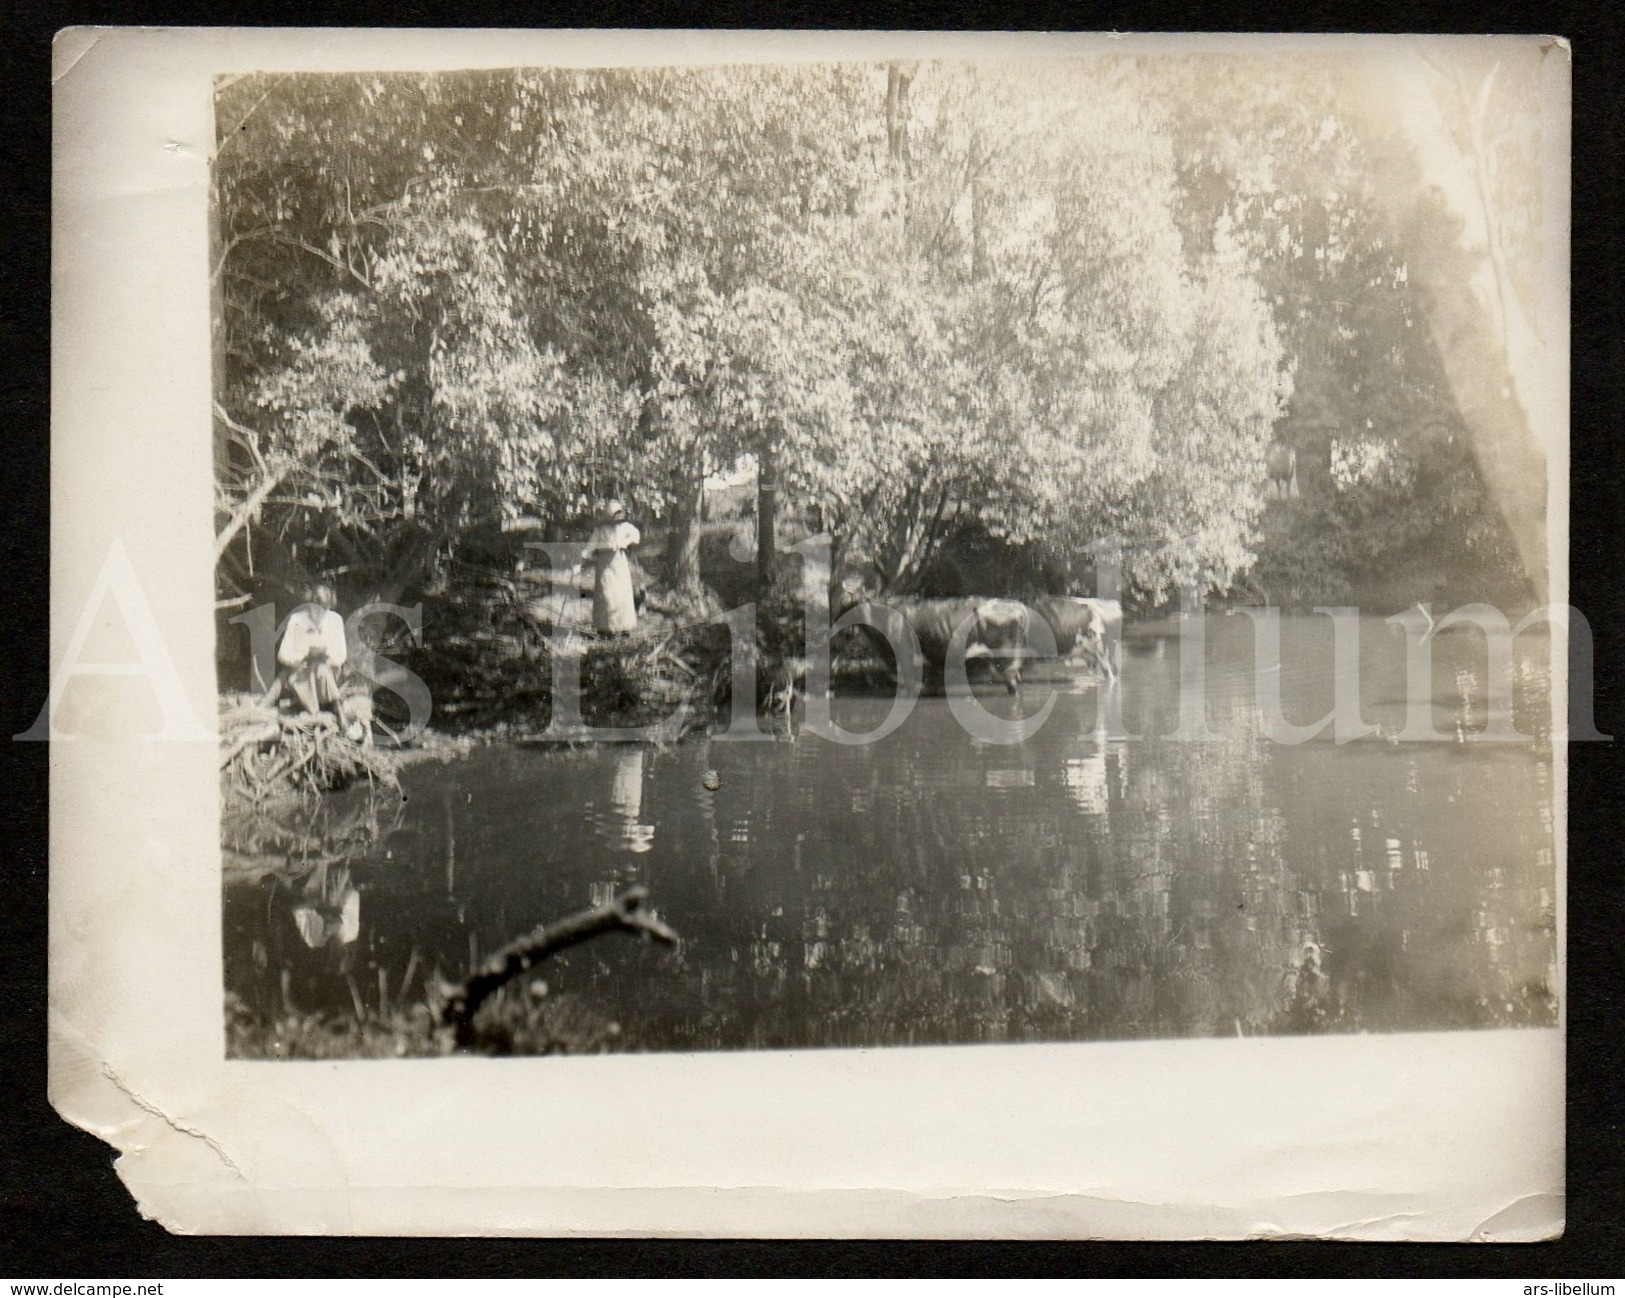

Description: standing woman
[587,499,641,636]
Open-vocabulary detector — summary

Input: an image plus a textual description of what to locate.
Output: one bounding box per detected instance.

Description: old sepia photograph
[48,28,1570,1237]
[210,44,1565,1062]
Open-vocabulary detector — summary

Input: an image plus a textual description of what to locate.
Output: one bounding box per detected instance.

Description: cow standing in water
[1032,596,1121,683]
[843,597,1032,694]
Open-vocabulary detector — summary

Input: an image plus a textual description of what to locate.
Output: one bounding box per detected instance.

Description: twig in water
[400,946,422,1005]
[345,973,366,1025]
[441,886,679,1046]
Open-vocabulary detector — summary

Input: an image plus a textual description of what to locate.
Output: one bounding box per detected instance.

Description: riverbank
[217,565,813,1059]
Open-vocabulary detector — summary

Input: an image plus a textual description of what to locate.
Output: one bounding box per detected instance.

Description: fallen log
[441,885,678,1045]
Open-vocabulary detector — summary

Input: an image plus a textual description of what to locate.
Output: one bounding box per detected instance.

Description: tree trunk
[756,434,778,594]
[885,64,912,172]
[885,63,913,224]
[970,128,988,283]
[1348,57,1556,605]
[208,160,229,475]
[665,465,706,593]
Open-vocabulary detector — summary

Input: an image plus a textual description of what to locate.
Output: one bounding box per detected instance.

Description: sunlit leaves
[215,59,1294,597]
[249,292,395,465]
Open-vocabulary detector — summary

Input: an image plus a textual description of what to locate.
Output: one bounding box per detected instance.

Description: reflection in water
[1061,751,1109,816]
[601,748,656,854]
[292,865,361,948]
[224,615,1559,1053]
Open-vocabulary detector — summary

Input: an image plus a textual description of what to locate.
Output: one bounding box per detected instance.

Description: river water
[224,613,1560,1052]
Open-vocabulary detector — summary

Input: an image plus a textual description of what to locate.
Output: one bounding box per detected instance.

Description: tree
[213,60,1292,612]
[777,60,1289,599]
[216,75,547,583]
[1353,42,1560,604]
[1154,50,1537,606]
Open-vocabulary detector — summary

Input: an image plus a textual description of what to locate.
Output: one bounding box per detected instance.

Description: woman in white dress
[587,499,640,635]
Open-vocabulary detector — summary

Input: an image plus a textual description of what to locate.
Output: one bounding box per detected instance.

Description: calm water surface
[224,614,1559,1051]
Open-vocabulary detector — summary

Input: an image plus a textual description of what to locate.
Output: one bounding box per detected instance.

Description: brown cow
[843,597,1031,693]
[1031,596,1121,682]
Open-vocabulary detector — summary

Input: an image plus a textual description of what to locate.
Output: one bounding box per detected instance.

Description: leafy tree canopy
[214,55,1524,609]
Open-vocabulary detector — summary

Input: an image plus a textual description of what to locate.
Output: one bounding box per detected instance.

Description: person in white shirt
[270,582,349,718]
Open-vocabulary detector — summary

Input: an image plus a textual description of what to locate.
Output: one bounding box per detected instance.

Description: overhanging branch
[440,886,679,1046]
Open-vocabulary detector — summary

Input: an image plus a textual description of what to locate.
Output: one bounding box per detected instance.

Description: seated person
[268,583,349,722]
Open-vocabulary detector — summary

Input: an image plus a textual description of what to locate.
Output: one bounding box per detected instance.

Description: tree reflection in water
[224,615,1559,1055]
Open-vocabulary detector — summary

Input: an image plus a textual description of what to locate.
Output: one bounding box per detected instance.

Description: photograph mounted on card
[48,27,1568,1238]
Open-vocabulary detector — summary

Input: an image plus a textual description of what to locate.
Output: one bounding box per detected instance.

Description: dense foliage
[213,55,1529,612]
[1158,53,1536,607]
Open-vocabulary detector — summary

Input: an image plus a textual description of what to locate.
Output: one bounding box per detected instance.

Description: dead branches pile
[220,693,400,807]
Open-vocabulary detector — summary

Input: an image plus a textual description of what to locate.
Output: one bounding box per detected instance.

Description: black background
[2,0,1621,1278]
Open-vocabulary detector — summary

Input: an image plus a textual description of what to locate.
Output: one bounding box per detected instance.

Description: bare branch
[345,446,393,483]
[213,74,292,160]
[441,886,678,1045]
[213,402,270,474]
[215,460,292,562]
[273,234,376,291]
